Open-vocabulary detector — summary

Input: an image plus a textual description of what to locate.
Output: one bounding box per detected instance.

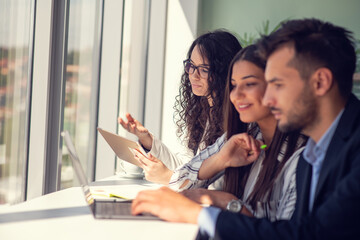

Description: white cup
[119,160,144,177]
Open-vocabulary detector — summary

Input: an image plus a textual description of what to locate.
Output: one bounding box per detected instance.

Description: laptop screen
[61,131,95,206]
[61,131,90,187]
[61,131,160,220]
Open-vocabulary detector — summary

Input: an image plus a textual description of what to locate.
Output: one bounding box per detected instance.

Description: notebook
[61,130,159,220]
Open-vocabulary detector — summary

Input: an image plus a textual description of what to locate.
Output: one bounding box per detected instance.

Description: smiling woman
[230,60,271,124]
[168,45,307,221]
[221,45,306,218]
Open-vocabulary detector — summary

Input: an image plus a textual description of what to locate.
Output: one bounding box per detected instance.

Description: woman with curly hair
[118,30,241,184]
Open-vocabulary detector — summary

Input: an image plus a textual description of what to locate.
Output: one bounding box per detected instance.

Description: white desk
[0,177,198,240]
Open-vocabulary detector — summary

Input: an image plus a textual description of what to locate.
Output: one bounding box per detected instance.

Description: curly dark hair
[174,30,242,154]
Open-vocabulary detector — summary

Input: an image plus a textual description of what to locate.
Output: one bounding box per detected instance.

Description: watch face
[227,200,242,213]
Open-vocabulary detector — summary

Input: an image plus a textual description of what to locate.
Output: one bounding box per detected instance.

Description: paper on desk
[90,184,160,200]
[90,190,129,199]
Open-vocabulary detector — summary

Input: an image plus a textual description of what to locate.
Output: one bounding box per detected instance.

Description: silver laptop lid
[61,131,161,220]
[61,131,89,187]
[61,131,95,209]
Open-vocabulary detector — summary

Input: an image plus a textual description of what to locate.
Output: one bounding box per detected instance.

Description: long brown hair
[222,45,307,211]
[174,30,242,154]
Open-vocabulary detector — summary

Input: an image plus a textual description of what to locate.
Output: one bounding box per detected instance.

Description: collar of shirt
[303,109,344,168]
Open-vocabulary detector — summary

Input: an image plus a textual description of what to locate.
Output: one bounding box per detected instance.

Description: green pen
[260,144,267,150]
[248,144,267,156]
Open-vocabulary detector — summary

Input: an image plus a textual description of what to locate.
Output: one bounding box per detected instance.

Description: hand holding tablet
[97,127,147,168]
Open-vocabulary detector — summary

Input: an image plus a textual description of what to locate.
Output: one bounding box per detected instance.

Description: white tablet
[97,127,147,167]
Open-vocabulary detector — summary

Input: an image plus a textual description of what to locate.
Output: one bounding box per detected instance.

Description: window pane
[61,0,103,189]
[353,78,360,99]
[0,0,34,204]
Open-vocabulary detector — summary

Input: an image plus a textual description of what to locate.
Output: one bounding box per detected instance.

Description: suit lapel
[313,95,360,207]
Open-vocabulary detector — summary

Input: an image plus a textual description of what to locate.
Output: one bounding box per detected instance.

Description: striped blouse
[168,125,305,221]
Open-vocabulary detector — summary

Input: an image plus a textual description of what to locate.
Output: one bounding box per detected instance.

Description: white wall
[161,0,199,155]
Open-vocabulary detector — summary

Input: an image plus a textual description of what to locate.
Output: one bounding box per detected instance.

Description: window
[61,0,103,189]
[1,0,167,202]
[0,0,35,204]
[353,78,360,99]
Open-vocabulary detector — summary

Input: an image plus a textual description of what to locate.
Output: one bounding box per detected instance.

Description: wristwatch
[226,199,243,213]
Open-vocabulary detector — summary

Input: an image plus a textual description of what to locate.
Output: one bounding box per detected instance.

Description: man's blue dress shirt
[303,109,343,211]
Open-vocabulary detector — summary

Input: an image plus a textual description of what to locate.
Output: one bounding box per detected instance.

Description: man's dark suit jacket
[197,94,360,240]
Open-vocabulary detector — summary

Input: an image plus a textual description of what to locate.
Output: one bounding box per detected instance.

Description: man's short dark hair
[258,18,356,98]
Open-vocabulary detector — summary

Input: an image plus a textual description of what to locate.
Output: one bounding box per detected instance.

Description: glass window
[354,40,360,99]
[61,0,103,189]
[353,78,360,99]
[0,0,34,204]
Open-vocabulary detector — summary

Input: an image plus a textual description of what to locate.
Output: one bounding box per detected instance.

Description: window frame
[26,0,199,201]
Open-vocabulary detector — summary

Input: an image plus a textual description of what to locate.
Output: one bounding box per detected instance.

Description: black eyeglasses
[183,59,210,79]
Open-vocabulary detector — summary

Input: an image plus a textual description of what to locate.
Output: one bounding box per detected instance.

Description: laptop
[61,131,159,220]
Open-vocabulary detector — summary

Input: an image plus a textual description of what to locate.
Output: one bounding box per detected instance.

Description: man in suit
[131,18,360,239]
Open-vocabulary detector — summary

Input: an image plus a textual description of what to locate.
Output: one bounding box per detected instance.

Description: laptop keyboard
[93,200,159,220]
[95,201,132,217]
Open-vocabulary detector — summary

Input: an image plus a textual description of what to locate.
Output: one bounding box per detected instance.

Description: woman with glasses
[118,30,241,184]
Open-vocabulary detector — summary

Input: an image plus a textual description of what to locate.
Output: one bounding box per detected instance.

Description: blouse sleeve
[147,135,193,171]
[275,147,305,220]
[168,134,227,191]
